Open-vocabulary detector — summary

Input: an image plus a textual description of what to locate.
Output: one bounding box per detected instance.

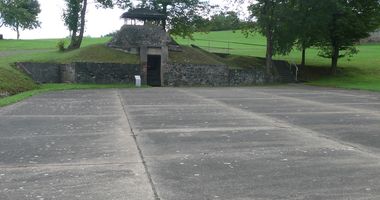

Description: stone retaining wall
[229,68,266,86]
[75,62,140,84]
[164,64,229,86]
[16,62,140,84]
[165,63,269,86]
[17,62,63,83]
[17,62,284,86]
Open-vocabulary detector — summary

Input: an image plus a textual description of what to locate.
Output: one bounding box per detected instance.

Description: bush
[57,40,66,52]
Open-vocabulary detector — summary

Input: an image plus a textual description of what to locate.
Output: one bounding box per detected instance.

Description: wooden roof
[121,8,166,21]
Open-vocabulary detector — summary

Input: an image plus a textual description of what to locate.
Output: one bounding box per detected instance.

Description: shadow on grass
[300,65,380,92]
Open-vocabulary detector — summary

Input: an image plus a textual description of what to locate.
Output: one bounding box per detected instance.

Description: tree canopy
[63,0,120,50]
[246,0,380,74]
[0,0,41,39]
[140,0,210,38]
[248,0,296,76]
[205,11,244,31]
[316,0,380,73]
[63,0,209,49]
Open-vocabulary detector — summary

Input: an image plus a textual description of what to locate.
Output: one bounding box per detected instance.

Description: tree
[206,11,243,31]
[63,0,131,50]
[0,0,41,39]
[248,0,296,77]
[63,0,209,49]
[290,0,331,69]
[143,0,210,38]
[0,2,4,27]
[63,0,87,50]
[317,0,380,74]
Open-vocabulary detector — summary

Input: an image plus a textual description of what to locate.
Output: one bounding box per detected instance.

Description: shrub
[57,40,66,52]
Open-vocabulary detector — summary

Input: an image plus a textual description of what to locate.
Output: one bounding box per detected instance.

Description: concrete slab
[0,164,151,200]
[120,87,380,200]
[0,90,155,200]
[0,116,125,137]
[3,86,380,200]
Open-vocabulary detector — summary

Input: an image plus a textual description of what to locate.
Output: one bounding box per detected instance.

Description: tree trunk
[265,29,273,77]
[161,4,168,30]
[68,16,79,50]
[76,0,87,47]
[16,23,20,40]
[301,47,306,69]
[69,32,77,49]
[68,0,87,50]
[331,44,339,75]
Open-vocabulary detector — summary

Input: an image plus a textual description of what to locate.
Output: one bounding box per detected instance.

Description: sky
[0,0,250,40]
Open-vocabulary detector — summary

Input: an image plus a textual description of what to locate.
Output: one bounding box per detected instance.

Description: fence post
[227,41,230,54]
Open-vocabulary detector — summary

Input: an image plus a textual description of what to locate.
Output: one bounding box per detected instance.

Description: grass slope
[169,45,266,69]
[175,30,380,91]
[25,44,139,64]
[169,46,225,65]
[0,37,112,51]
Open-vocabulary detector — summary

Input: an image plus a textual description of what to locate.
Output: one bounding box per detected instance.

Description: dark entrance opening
[147,55,161,86]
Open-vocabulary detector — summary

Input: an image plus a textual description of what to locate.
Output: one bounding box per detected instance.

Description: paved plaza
[1,86,380,199]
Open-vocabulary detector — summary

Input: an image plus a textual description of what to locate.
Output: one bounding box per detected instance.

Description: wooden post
[227,41,230,54]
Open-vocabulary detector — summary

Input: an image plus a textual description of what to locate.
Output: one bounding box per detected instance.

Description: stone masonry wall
[17,62,140,84]
[164,64,229,86]
[165,63,269,86]
[16,62,63,83]
[109,25,170,49]
[229,68,267,86]
[74,62,140,84]
[17,62,282,86]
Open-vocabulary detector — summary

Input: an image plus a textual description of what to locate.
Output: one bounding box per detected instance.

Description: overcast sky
[0,0,250,40]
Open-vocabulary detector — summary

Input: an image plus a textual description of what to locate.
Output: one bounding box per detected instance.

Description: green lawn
[0,37,112,51]
[22,44,139,64]
[175,30,380,91]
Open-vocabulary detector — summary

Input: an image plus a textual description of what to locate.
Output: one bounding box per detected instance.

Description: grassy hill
[175,30,380,91]
[1,30,379,98]
[0,37,112,51]
[1,35,262,98]
[169,45,265,70]
[0,37,139,96]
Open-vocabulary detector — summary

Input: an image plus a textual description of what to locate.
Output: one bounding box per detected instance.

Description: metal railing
[182,38,266,54]
[288,60,299,82]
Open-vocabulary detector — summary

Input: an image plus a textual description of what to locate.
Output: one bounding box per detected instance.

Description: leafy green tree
[290,0,331,69]
[246,0,380,75]
[317,0,380,74]
[136,0,210,38]
[63,0,209,49]
[63,0,131,50]
[206,11,242,31]
[0,0,41,39]
[63,0,86,50]
[248,0,296,76]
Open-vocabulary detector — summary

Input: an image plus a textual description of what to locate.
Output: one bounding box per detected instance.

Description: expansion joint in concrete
[117,90,161,200]
[0,162,143,169]
[177,88,380,161]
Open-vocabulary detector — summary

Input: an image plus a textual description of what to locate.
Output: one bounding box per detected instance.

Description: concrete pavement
[121,86,380,200]
[0,90,154,200]
[2,86,380,199]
